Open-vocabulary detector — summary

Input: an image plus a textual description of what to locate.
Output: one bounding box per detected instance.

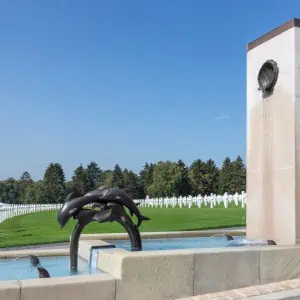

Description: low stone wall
[96,244,300,300]
[2,231,300,300]
[0,274,116,300]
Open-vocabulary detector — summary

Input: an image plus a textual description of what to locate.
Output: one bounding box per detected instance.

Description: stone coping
[178,278,300,299]
[80,228,246,241]
[96,244,300,300]
[247,18,300,51]
[0,248,68,259]
[0,273,115,300]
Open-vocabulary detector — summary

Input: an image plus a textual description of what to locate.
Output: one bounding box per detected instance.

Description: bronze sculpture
[257,59,279,98]
[57,187,150,272]
[29,255,40,267]
[28,255,51,278]
[37,267,51,278]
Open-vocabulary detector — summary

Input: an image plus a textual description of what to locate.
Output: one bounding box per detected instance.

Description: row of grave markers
[134,192,246,208]
[0,192,246,223]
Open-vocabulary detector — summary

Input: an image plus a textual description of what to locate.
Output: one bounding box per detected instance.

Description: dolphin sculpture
[67,203,143,271]
[29,255,40,267]
[27,255,50,278]
[57,187,148,272]
[90,188,147,225]
[37,267,50,278]
[224,234,234,241]
[210,233,234,241]
[57,187,150,228]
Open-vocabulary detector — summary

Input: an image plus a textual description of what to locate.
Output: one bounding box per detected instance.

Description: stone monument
[247,18,300,244]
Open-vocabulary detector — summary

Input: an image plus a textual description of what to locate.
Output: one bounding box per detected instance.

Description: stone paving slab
[189,278,300,299]
[249,287,300,299]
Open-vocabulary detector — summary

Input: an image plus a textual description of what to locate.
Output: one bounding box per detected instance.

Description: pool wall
[3,230,300,300]
[95,245,300,300]
[79,228,246,241]
[0,274,115,300]
[79,231,300,300]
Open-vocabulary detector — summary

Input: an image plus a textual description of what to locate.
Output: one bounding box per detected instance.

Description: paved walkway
[187,278,300,299]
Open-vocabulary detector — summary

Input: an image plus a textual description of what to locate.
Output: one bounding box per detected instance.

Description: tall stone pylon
[247,18,300,244]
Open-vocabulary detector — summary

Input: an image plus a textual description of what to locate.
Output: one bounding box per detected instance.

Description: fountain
[57,186,150,272]
[4,18,300,300]
[246,18,300,245]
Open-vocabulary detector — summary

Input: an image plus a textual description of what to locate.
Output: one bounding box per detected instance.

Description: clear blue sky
[0,0,298,180]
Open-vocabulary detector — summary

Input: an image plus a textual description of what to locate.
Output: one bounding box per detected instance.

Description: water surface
[0,256,102,281]
[105,235,247,251]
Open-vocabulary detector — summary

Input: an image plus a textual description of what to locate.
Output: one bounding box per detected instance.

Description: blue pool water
[0,256,103,281]
[105,236,248,251]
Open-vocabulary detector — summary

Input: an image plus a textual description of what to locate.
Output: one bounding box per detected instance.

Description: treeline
[0,156,246,204]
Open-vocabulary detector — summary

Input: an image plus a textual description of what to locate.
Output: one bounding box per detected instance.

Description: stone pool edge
[0,247,68,259]
[0,273,116,300]
[80,228,246,241]
[4,230,300,300]
[94,241,300,300]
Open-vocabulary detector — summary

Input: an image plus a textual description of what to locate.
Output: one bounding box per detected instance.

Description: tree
[147,161,182,197]
[188,159,207,196]
[229,156,246,193]
[123,168,130,187]
[101,170,113,187]
[22,181,43,204]
[218,157,232,194]
[139,163,154,197]
[72,164,90,196]
[0,177,22,204]
[0,155,246,204]
[203,159,219,195]
[174,159,191,197]
[20,171,33,184]
[125,171,141,199]
[86,161,102,190]
[0,182,4,202]
[110,164,124,188]
[122,169,144,199]
[42,163,66,203]
[65,181,74,195]
[19,171,34,203]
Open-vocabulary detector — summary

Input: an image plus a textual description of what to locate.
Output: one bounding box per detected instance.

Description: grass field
[0,207,246,248]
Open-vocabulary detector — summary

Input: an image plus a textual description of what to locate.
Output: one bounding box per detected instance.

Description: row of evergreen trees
[0,156,246,204]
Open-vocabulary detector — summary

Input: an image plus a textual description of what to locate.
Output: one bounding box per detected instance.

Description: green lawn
[0,207,246,248]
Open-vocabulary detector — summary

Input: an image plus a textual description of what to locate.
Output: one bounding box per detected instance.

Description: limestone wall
[97,245,300,300]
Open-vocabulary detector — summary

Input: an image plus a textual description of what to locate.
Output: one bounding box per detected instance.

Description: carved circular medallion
[257,60,279,97]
